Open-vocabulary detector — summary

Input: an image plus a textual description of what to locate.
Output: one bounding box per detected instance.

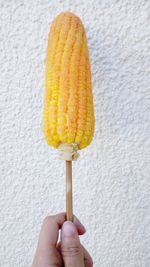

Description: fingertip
[61,221,78,239]
[42,215,54,228]
[73,215,86,235]
[78,227,86,235]
[43,213,86,236]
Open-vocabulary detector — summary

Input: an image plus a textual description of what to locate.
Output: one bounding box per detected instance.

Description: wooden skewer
[66,160,73,221]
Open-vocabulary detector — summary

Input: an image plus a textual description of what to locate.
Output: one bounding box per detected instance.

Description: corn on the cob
[43,12,94,154]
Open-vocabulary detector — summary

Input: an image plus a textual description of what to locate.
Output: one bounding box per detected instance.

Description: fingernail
[62,221,77,238]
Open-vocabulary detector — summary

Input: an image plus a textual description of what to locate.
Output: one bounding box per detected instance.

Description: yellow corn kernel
[43,12,94,149]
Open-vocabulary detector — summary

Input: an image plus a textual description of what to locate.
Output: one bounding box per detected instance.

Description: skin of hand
[32,212,93,267]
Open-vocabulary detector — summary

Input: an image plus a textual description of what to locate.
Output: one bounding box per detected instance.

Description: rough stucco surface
[0,0,150,266]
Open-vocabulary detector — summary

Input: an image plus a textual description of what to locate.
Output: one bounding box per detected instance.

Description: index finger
[38,212,66,249]
[32,213,66,267]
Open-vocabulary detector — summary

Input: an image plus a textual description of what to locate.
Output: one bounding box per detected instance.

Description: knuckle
[43,215,54,226]
[61,244,81,257]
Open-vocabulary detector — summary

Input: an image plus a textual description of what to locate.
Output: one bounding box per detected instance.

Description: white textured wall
[0,0,150,266]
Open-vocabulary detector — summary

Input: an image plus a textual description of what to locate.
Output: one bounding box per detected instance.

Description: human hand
[32,212,93,267]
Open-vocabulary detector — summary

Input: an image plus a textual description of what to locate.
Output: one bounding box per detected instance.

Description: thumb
[61,221,84,267]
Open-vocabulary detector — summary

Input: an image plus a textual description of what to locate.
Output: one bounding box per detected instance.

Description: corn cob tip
[54,11,82,22]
